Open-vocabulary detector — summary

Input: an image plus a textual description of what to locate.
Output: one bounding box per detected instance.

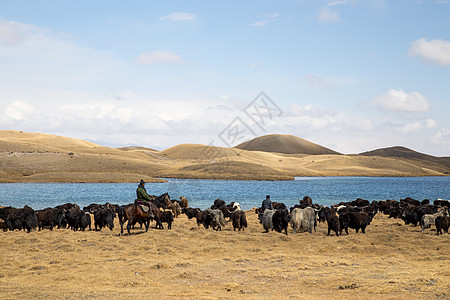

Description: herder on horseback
[118,179,157,235]
[136,179,153,206]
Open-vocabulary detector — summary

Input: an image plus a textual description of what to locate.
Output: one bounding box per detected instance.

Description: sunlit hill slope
[0,130,449,182]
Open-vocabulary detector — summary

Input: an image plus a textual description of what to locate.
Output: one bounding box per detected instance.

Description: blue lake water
[0,177,449,210]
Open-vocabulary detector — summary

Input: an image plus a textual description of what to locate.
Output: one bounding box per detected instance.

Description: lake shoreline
[1,173,449,184]
[1,177,449,211]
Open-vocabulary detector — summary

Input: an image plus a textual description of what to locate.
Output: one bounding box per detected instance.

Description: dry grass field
[1,130,449,299]
[0,210,449,299]
[1,130,449,183]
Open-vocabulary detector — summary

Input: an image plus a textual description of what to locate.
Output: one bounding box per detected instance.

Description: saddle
[134,199,150,213]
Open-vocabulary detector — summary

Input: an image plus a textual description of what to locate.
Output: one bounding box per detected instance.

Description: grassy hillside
[234,134,341,155]
[0,130,448,182]
[359,146,450,174]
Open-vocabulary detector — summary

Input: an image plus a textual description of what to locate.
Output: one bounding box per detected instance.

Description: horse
[151,193,172,211]
[119,203,155,235]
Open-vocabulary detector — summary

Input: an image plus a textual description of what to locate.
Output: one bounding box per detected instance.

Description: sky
[0,0,449,156]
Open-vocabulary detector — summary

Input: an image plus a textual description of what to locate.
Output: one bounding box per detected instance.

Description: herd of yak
[0,194,449,236]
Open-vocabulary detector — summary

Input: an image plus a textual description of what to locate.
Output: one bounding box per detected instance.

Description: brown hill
[0,130,103,153]
[0,130,168,183]
[359,146,437,160]
[359,146,450,173]
[117,146,159,152]
[234,134,341,155]
[1,130,449,182]
[161,144,239,160]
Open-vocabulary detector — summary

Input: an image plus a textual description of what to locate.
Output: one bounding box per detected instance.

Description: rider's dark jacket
[136,183,152,205]
[261,198,273,211]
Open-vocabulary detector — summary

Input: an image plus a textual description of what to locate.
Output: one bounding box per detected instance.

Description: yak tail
[241,213,248,228]
[219,211,226,227]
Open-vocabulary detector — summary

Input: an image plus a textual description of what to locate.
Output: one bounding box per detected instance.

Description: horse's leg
[144,218,149,232]
[127,217,133,235]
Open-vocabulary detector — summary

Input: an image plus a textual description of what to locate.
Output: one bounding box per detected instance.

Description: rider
[136,179,153,206]
[259,195,273,222]
[261,195,273,211]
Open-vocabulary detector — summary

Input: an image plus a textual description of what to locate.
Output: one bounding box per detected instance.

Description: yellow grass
[0,211,448,299]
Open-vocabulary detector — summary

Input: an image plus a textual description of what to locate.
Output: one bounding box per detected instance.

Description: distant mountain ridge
[359,146,437,159]
[234,134,341,155]
[1,130,449,182]
[359,146,450,172]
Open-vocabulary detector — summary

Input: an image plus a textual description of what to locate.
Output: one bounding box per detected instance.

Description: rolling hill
[359,146,437,160]
[0,130,449,182]
[234,134,341,155]
[359,146,450,174]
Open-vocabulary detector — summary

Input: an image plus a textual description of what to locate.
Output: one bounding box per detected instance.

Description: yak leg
[119,219,125,235]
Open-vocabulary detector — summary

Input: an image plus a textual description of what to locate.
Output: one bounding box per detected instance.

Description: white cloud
[281,104,338,131]
[370,88,430,113]
[353,118,375,131]
[386,119,438,136]
[318,0,355,23]
[408,38,450,66]
[431,127,450,151]
[0,19,123,100]
[362,0,386,10]
[1,96,446,155]
[425,119,437,129]
[105,106,135,124]
[0,97,241,148]
[250,13,278,26]
[250,21,269,27]
[328,0,352,6]
[304,74,336,90]
[318,7,340,22]
[160,12,196,21]
[250,62,260,68]
[283,104,375,134]
[396,121,423,135]
[4,100,36,121]
[0,20,31,46]
[135,50,183,64]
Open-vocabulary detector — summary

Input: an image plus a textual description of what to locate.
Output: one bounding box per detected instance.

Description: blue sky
[1,0,449,155]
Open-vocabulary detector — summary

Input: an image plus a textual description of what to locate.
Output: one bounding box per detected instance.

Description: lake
[0,177,449,210]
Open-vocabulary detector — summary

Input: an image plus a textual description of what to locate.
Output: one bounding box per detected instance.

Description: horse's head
[161,193,172,209]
